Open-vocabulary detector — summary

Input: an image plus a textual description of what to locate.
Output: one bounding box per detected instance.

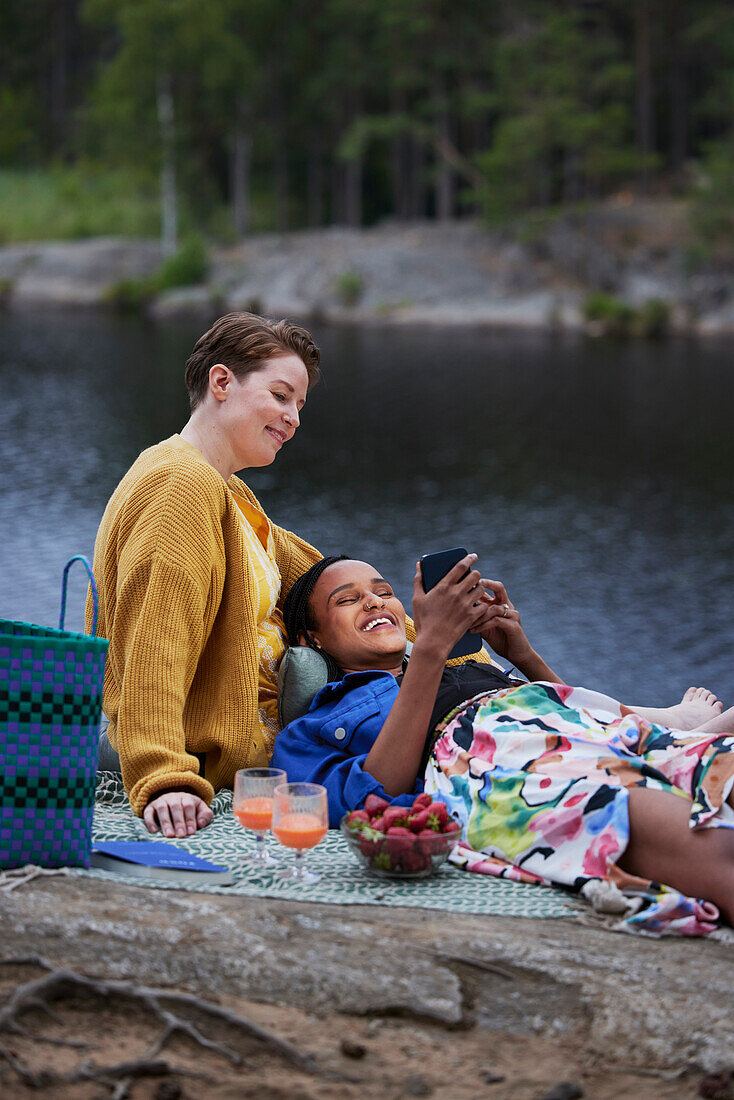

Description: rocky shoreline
[1,201,733,335]
[1,875,733,1098]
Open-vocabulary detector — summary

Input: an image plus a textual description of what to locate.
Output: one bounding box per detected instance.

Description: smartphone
[419,546,484,660]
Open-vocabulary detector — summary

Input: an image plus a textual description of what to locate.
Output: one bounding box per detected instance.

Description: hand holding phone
[419,547,484,660]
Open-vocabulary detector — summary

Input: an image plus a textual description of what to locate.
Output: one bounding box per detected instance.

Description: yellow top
[230,491,286,755]
[86,435,322,817]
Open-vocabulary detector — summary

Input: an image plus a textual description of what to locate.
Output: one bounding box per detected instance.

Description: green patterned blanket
[77,774,576,919]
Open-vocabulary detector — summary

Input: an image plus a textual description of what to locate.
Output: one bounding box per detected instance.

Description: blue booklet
[91,840,233,886]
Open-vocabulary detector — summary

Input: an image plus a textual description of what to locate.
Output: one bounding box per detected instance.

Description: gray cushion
[277,647,331,727]
[277,641,414,727]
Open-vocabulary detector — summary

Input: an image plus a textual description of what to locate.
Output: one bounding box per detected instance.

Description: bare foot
[625,687,723,731]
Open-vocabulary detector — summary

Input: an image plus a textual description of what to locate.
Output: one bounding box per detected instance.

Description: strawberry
[364,794,390,818]
[398,849,423,874]
[381,806,410,830]
[385,826,413,860]
[346,810,369,830]
[426,801,449,830]
[358,830,380,857]
[407,809,430,833]
[411,792,433,811]
[370,815,387,833]
[443,819,461,835]
[416,850,433,872]
[417,828,446,853]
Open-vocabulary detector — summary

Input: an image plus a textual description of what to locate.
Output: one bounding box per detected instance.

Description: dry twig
[0,957,329,1093]
[0,866,71,893]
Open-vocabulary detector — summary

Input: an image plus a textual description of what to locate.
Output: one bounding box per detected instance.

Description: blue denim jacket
[271,670,422,827]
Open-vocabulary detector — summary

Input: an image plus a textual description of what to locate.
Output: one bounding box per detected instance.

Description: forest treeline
[1,0,733,246]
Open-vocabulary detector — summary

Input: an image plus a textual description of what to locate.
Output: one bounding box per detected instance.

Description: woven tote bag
[0,556,109,869]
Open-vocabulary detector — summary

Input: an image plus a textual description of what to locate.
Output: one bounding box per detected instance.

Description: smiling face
[306,560,408,674]
[222,354,309,469]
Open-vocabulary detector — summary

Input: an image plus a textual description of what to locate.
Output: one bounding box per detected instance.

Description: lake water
[1,311,733,705]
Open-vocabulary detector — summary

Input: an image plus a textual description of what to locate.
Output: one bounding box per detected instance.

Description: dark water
[1,311,733,704]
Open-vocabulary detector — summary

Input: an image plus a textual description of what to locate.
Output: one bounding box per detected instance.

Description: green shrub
[334,270,364,307]
[103,276,152,311]
[583,292,636,335]
[105,235,209,311]
[584,292,670,338]
[635,298,670,339]
[155,235,208,291]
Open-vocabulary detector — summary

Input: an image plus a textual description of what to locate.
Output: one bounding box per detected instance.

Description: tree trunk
[331,143,344,225]
[467,88,490,218]
[433,77,455,220]
[344,156,362,227]
[331,109,362,227]
[307,131,323,228]
[668,0,687,181]
[49,0,69,153]
[562,148,582,205]
[635,0,655,191]
[409,133,427,219]
[343,89,363,228]
[391,89,410,220]
[156,70,177,255]
[230,123,251,238]
[274,144,288,232]
[270,61,288,232]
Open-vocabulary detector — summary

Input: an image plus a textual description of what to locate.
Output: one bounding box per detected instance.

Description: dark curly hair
[282,556,351,682]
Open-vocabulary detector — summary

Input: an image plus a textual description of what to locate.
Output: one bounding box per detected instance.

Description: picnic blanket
[78,773,576,919]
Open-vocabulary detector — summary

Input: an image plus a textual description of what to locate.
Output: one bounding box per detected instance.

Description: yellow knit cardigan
[88,435,491,817]
[86,435,325,816]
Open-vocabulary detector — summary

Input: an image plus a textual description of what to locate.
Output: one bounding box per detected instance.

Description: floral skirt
[425,682,734,936]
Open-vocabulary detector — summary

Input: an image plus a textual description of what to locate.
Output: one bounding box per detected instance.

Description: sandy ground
[0,957,704,1100]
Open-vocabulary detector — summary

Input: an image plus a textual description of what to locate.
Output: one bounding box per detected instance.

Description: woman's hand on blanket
[475,578,533,664]
[143,790,214,838]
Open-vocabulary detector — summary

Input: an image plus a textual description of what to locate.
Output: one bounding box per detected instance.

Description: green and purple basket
[0,557,108,869]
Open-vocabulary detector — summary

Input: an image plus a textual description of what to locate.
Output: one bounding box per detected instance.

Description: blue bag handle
[59,555,99,635]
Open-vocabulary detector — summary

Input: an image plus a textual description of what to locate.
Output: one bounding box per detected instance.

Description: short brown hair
[184,312,321,410]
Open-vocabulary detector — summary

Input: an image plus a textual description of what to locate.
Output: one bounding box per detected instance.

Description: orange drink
[234,797,273,832]
[272,781,328,883]
[233,767,286,867]
[272,812,327,850]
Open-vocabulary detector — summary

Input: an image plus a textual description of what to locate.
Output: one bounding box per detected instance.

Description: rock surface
[1,874,732,1083]
[1,203,733,334]
[0,238,162,306]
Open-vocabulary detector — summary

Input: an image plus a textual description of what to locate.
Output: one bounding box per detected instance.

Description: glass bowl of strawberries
[340,792,461,879]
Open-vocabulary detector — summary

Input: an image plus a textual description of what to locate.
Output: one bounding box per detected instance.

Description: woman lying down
[271,555,734,935]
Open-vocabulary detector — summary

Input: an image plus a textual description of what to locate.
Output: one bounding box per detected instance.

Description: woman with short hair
[89,311,325,838]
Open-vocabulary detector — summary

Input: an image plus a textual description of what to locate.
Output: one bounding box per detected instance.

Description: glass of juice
[233,767,286,867]
[272,782,328,884]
